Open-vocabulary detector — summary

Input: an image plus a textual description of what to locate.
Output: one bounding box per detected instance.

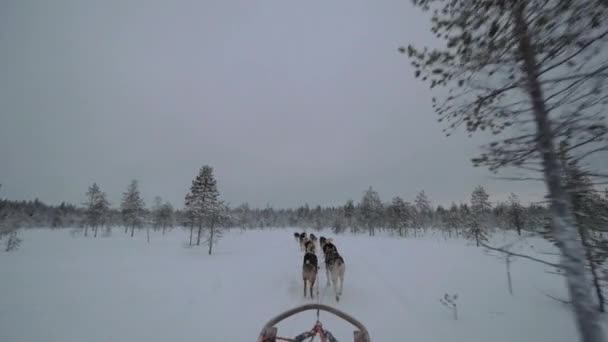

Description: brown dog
[299,232,307,251]
[304,239,316,254]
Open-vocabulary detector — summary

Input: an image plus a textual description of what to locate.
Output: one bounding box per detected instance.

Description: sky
[0,0,549,209]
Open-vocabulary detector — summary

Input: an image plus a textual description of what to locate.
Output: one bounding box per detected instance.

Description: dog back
[322,242,337,256]
[325,249,344,268]
[304,240,316,253]
[303,252,318,275]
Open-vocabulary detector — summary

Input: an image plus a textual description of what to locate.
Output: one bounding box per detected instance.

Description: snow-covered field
[0,228,602,342]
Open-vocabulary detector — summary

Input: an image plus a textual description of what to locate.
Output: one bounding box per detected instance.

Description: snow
[0,228,604,342]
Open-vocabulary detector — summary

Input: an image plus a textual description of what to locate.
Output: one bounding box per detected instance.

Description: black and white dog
[302,250,318,299]
[322,240,345,302]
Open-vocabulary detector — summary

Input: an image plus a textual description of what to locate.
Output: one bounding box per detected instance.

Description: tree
[403,0,607,340]
[186,165,226,254]
[159,202,174,235]
[152,196,174,235]
[467,186,491,246]
[358,187,383,236]
[445,202,461,237]
[83,183,110,238]
[184,192,196,245]
[121,180,145,238]
[387,196,409,237]
[508,193,526,236]
[414,190,432,229]
[344,200,356,233]
[0,184,22,252]
[152,196,163,231]
[544,142,608,312]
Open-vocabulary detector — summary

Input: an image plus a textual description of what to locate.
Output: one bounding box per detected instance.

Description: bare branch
[481,242,561,268]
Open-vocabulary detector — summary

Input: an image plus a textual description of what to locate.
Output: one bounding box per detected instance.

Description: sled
[257,303,371,342]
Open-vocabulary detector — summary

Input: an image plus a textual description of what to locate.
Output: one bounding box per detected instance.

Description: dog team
[294,232,346,302]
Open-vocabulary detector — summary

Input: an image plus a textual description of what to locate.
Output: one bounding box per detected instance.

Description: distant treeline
[0,187,559,234]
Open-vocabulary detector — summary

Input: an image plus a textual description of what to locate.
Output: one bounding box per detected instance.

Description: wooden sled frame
[257,303,371,342]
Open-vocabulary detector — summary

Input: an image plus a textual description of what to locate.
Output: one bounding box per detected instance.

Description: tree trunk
[189,224,193,246]
[131,225,135,237]
[196,223,203,246]
[475,230,480,247]
[579,228,605,312]
[146,227,150,244]
[589,255,605,313]
[84,225,88,237]
[506,255,514,296]
[94,226,98,238]
[208,225,214,255]
[124,225,128,234]
[512,3,604,341]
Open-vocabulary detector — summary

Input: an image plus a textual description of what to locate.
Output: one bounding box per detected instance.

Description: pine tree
[404,0,607,339]
[152,196,163,231]
[359,187,383,236]
[446,203,461,237]
[121,180,145,238]
[467,186,491,247]
[387,196,409,237]
[152,197,173,235]
[159,202,174,235]
[344,200,356,233]
[84,183,110,238]
[508,194,525,236]
[414,190,432,229]
[186,165,226,254]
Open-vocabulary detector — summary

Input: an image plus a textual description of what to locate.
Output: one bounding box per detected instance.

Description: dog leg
[331,270,340,302]
[310,277,315,299]
[338,266,345,296]
[325,266,331,287]
[303,279,307,298]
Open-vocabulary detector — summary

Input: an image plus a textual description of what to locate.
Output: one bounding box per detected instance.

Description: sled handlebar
[257,303,371,342]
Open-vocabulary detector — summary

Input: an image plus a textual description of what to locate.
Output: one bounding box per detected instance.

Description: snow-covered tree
[467,186,491,247]
[414,190,433,228]
[121,180,145,238]
[358,187,383,236]
[83,183,110,238]
[387,196,409,237]
[186,165,226,254]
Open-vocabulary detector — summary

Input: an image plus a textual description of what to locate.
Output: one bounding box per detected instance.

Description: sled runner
[257,303,371,342]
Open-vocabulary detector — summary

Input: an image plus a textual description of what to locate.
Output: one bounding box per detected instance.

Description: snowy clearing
[1,228,604,342]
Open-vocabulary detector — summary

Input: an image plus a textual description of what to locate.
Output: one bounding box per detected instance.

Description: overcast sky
[0,0,549,208]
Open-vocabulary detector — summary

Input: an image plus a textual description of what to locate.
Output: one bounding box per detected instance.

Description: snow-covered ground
[0,228,602,342]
